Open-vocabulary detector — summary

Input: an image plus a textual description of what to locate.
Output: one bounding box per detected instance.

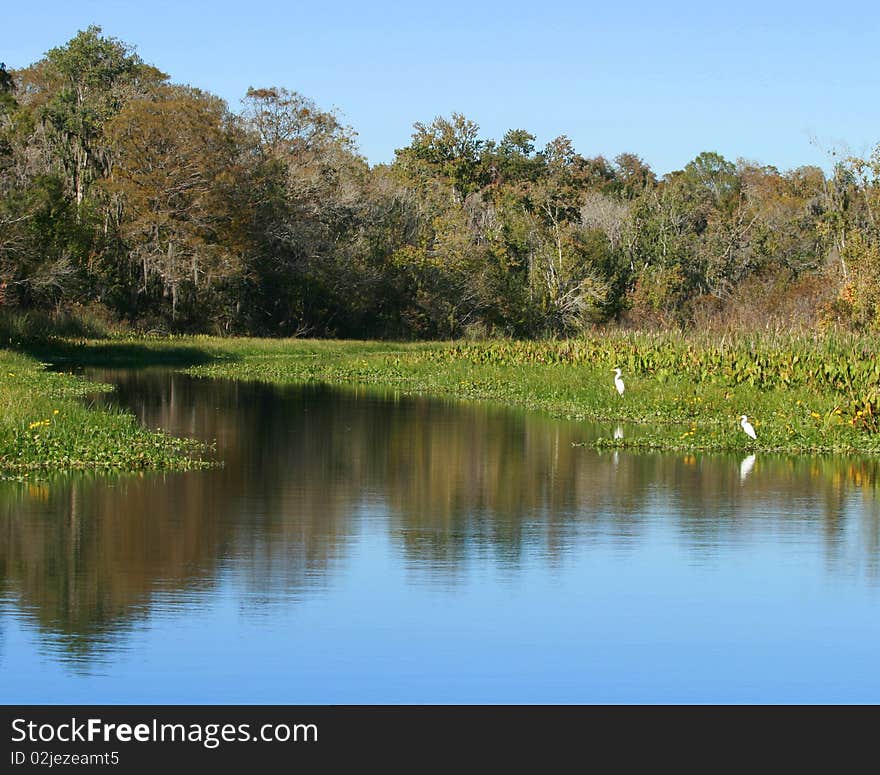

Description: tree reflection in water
[2,369,880,664]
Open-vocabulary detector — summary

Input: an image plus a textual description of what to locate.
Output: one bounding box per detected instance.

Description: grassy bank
[5,330,880,479]
[165,332,880,455]
[0,349,213,479]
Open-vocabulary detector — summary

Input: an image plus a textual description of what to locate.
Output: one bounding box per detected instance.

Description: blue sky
[5,1,879,174]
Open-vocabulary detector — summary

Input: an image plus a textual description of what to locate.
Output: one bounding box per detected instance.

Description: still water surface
[3,369,880,703]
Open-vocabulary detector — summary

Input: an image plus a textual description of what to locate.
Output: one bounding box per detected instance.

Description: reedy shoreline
[4,331,880,479]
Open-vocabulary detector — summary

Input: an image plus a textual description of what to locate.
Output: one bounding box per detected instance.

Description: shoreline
[4,331,880,478]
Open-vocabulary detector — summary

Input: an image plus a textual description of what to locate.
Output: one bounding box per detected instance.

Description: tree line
[3,27,880,338]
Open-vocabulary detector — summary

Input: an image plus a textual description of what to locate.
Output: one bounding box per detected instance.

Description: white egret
[740,415,757,440]
[613,367,625,396]
[613,425,624,439]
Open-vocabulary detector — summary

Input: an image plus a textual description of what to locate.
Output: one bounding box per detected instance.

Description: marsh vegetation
[5,330,880,480]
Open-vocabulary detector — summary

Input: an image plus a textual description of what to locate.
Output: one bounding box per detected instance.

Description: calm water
[3,368,880,703]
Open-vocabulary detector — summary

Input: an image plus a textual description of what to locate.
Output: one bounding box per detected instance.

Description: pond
[2,368,880,703]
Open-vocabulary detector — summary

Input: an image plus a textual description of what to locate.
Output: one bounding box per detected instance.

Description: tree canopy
[1,28,876,336]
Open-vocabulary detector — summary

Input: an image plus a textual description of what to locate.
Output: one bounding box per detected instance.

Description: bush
[0,303,123,345]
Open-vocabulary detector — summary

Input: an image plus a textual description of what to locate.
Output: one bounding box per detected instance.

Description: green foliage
[398,113,489,197]
[7,330,880,477]
[1,27,880,341]
[176,332,880,454]
[30,26,166,207]
[0,348,212,478]
[0,306,116,345]
[0,174,93,305]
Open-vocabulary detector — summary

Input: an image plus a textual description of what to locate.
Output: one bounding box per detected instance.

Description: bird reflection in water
[740,454,756,483]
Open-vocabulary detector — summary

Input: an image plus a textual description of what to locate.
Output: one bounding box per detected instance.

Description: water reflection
[740,454,756,483]
[2,370,880,690]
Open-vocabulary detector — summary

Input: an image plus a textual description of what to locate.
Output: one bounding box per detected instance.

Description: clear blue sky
[5,1,879,174]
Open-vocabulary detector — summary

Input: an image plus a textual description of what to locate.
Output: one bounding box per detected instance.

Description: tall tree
[103,86,243,322]
[16,26,166,212]
[396,113,487,198]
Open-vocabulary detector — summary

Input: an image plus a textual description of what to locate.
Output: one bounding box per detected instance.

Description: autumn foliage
[1,27,877,337]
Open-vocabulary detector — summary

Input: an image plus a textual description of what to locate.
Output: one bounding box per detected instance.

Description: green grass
[167,334,880,455]
[6,329,880,478]
[0,349,214,479]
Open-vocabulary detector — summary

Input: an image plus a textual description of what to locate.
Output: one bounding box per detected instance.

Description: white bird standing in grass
[613,367,625,396]
[740,415,757,440]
